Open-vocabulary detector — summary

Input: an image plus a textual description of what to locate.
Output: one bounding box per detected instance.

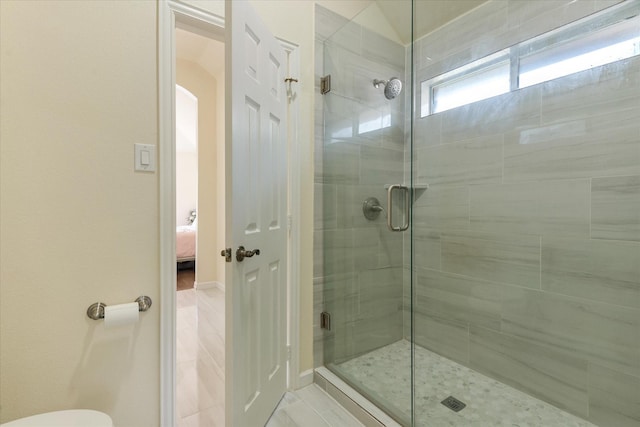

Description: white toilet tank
[0,410,112,427]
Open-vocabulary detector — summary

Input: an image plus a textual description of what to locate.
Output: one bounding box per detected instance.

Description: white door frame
[158,1,302,425]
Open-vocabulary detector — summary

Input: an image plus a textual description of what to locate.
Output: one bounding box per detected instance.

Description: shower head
[373,77,403,100]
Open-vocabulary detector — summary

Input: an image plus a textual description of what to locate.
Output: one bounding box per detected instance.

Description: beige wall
[0,1,319,424]
[176,59,221,285]
[0,1,159,425]
[214,70,226,286]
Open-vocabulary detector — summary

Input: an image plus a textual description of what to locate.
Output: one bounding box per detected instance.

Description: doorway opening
[159,3,302,425]
[174,26,226,425]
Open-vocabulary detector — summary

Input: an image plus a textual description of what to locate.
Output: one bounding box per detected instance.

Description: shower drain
[441,396,466,412]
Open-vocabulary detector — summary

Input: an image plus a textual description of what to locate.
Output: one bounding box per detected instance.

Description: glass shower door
[317,1,413,424]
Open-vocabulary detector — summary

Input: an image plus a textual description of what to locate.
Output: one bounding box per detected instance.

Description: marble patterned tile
[321,140,360,184]
[591,175,640,242]
[176,320,199,363]
[382,107,406,151]
[413,313,469,365]
[417,135,503,186]
[336,184,387,229]
[325,44,404,107]
[415,267,520,331]
[469,179,590,238]
[377,230,403,268]
[504,108,640,182]
[413,113,442,149]
[540,56,640,125]
[506,0,595,30]
[315,183,337,230]
[588,363,640,427]
[352,227,386,272]
[314,269,326,366]
[323,381,387,427]
[199,331,224,375]
[469,326,589,418]
[441,230,541,289]
[501,289,640,377]
[414,0,508,69]
[266,400,331,427]
[318,229,355,276]
[334,340,596,427]
[178,403,224,427]
[313,229,325,278]
[176,349,225,419]
[358,267,403,319]
[595,0,626,10]
[176,288,225,424]
[413,185,470,231]
[360,145,404,185]
[440,85,541,144]
[542,236,640,308]
[296,384,364,427]
[351,313,404,357]
[322,272,359,326]
[412,226,442,270]
[504,0,599,44]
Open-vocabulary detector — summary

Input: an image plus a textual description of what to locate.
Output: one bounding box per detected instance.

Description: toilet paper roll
[104,302,139,328]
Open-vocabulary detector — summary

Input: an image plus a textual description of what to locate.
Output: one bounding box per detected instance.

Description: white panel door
[225,0,287,425]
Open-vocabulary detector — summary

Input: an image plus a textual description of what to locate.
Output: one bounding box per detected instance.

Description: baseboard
[195,281,224,291]
[298,368,314,388]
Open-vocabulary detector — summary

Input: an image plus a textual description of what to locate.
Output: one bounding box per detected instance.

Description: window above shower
[420,1,640,117]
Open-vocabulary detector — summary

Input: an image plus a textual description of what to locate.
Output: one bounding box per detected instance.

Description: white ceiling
[175,28,225,77]
[377,0,487,44]
[322,0,488,45]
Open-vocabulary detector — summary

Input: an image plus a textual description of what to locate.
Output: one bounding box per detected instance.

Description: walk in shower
[314,1,640,426]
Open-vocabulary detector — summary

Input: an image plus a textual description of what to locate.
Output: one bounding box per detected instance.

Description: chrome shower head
[373,77,403,100]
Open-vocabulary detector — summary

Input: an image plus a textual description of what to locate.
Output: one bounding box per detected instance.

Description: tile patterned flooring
[176,287,225,427]
[335,340,597,427]
[267,385,364,427]
[176,287,598,426]
[176,287,361,427]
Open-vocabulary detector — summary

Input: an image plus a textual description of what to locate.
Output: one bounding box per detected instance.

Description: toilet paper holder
[86,296,152,320]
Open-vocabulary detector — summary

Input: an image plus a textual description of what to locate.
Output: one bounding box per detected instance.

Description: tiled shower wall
[313,5,407,368]
[407,1,639,426]
[315,1,639,426]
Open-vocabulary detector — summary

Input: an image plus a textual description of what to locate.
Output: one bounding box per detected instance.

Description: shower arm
[373,79,388,88]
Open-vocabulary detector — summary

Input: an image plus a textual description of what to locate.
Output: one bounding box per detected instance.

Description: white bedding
[176,224,196,261]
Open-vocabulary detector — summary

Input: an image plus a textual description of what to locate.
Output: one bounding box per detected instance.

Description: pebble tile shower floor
[335,340,596,426]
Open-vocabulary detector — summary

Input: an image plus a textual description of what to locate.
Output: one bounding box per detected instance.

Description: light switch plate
[134,144,156,172]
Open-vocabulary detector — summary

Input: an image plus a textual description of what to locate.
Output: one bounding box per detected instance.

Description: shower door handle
[387,184,409,232]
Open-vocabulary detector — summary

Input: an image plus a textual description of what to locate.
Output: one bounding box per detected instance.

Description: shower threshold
[320,340,596,426]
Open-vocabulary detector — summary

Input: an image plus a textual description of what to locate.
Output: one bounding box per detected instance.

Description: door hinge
[287,215,293,233]
[287,345,292,361]
[320,75,331,95]
[320,311,331,331]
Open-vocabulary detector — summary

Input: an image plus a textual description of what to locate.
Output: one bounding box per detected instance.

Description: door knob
[220,248,232,262]
[236,246,260,262]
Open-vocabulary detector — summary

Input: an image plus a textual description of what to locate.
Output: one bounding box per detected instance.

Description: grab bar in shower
[387,184,410,232]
